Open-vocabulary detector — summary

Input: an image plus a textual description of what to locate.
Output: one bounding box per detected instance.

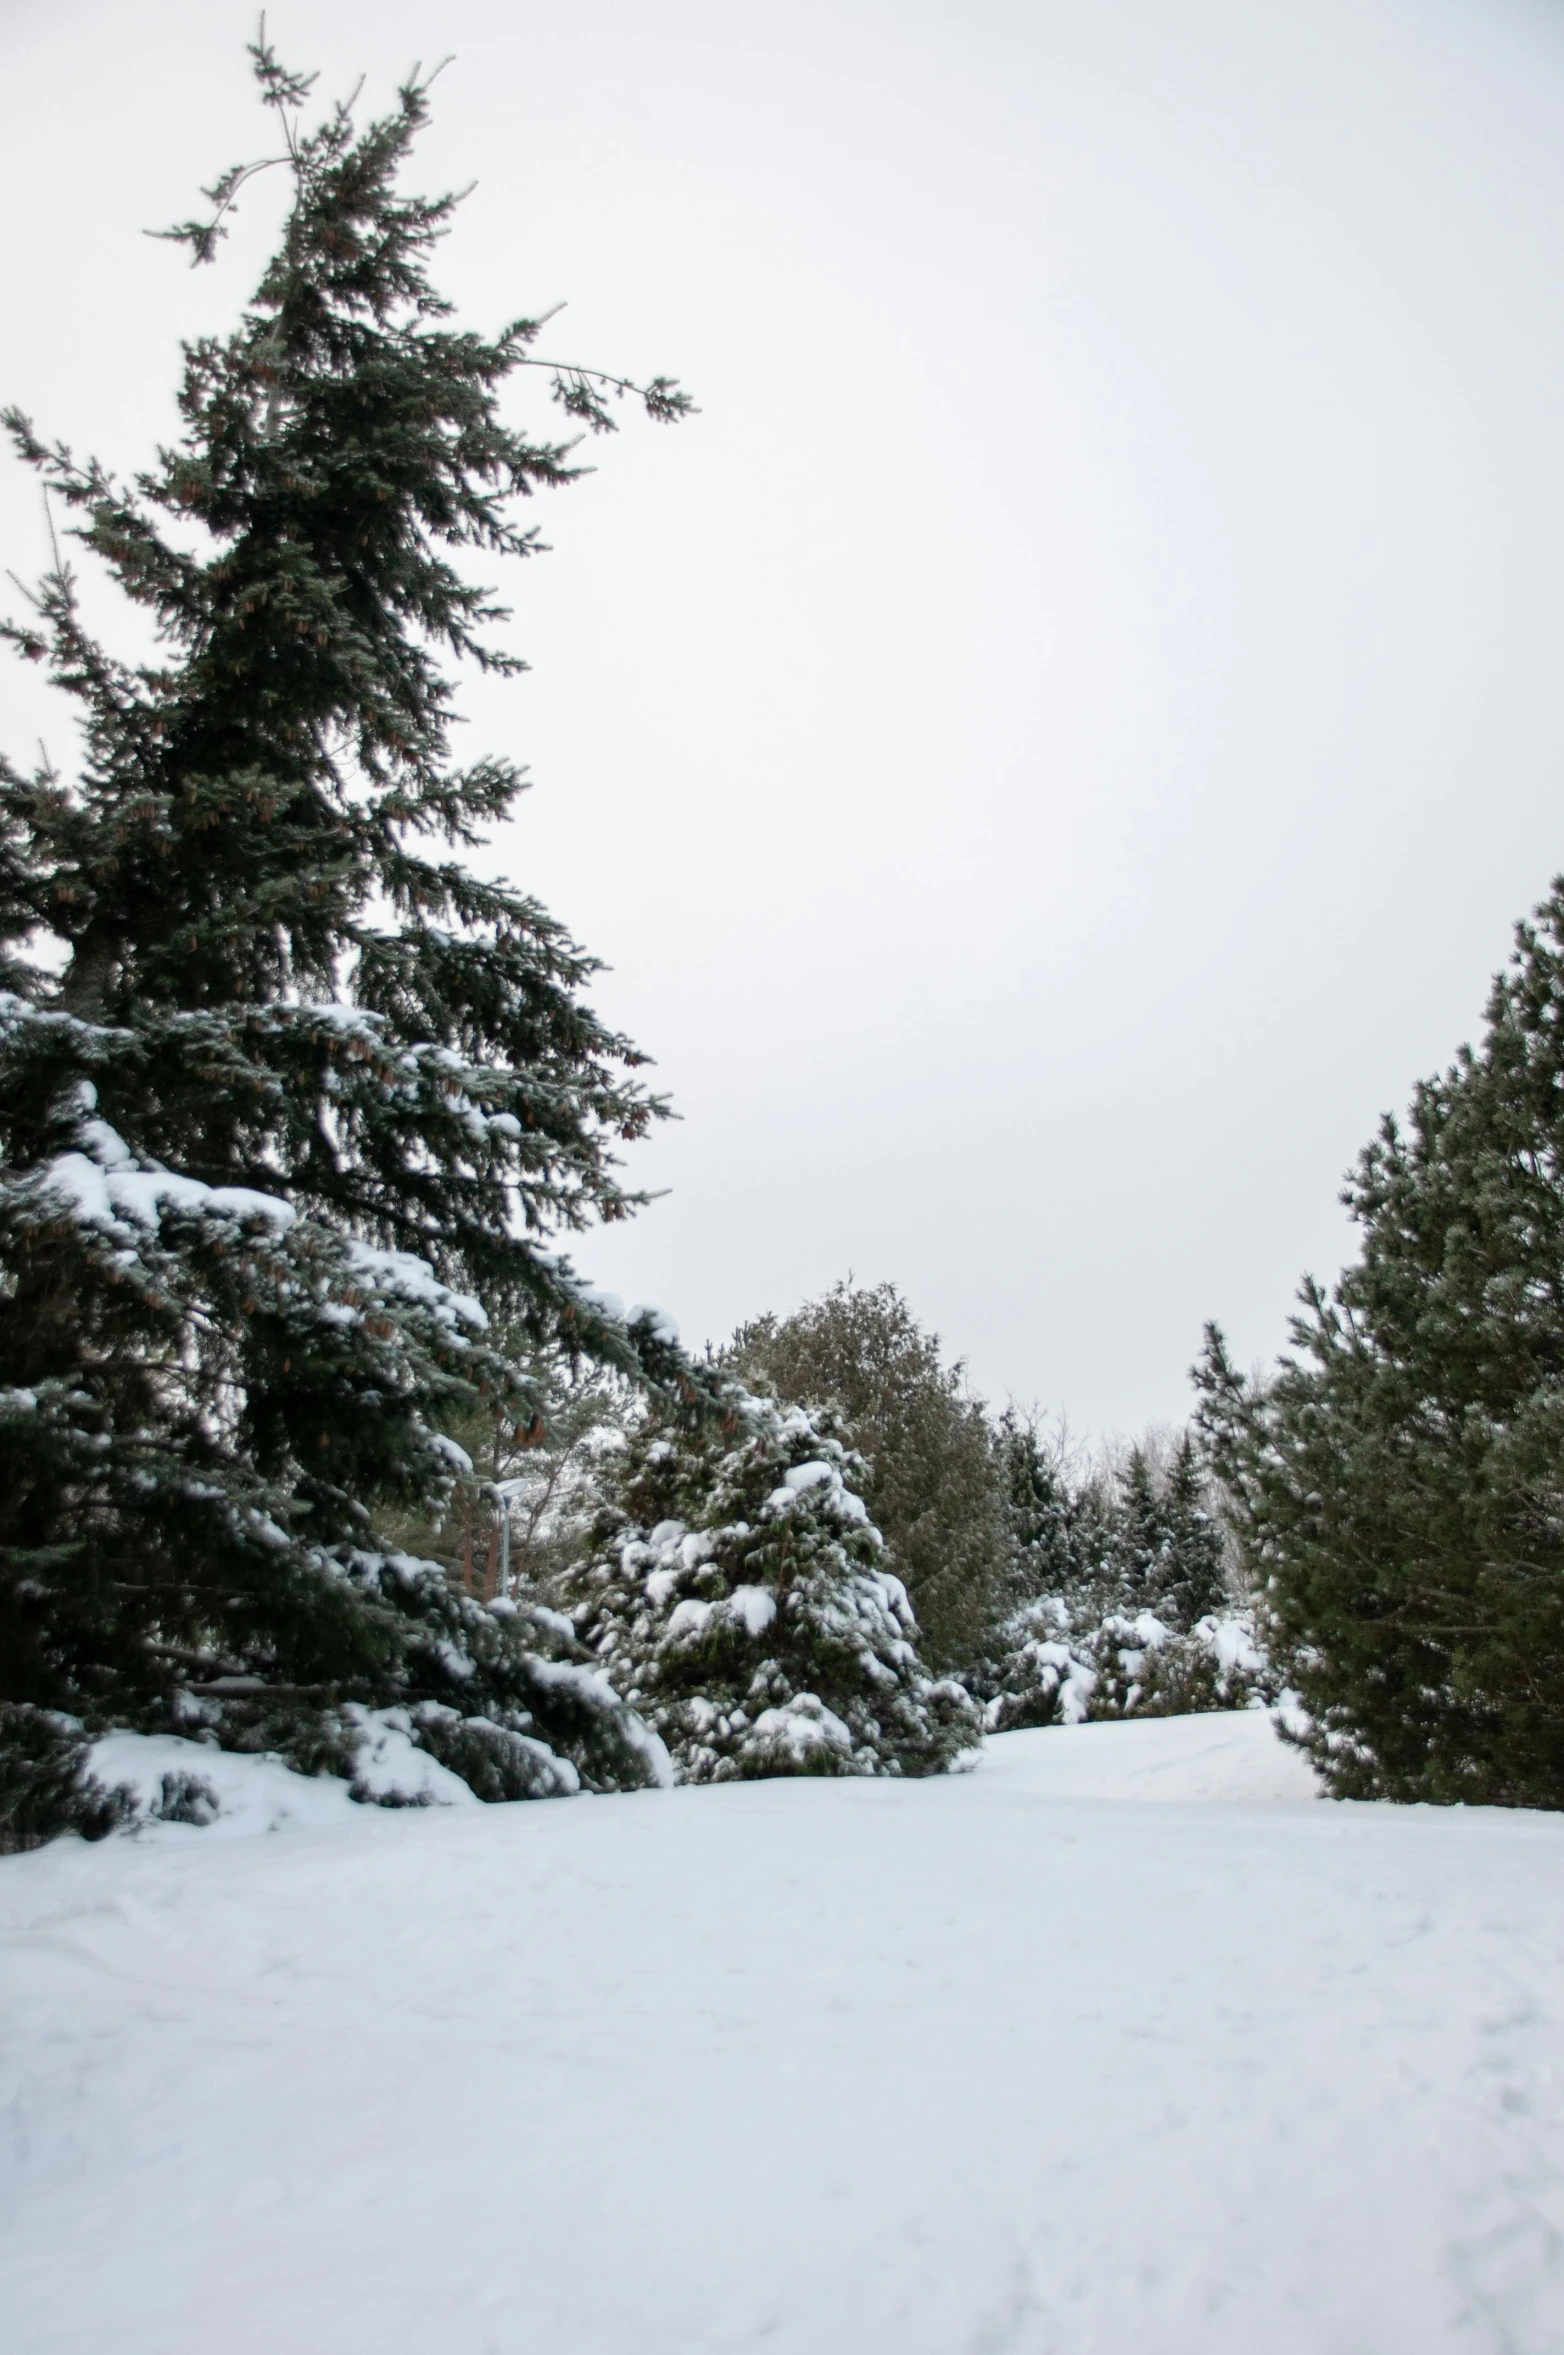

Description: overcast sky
[5,0,1564,1433]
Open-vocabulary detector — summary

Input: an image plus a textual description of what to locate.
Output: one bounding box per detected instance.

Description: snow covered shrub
[988,1601,1267,1732]
[562,1391,983,1781]
[987,1605,1268,1732]
[983,1598,1096,1731]
[0,1704,131,1853]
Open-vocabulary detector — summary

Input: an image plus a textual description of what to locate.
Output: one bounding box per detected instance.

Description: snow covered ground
[3,1711,1563,2354]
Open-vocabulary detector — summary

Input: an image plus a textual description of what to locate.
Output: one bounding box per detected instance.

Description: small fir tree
[1197,881,1564,1807]
[0,40,694,1840]
[958,1409,1088,1705]
[729,1281,1011,1669]
[996,1411,1079,1599]
[562,1388,983,1781]
[1111,1436,1229,1628]
[980,1414,1108,1727]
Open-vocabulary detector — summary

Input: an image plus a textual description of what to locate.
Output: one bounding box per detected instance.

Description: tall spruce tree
[0,39,696,1841]
[1197,882,1564,1807]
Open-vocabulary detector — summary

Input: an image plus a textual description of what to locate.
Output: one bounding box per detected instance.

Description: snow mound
[5,1710,1563,2355]
[86,1717,484,1842]
[86,1731,364,1840]
[980,1706,1322,1803]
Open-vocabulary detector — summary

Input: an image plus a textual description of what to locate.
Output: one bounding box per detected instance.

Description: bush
[0,1704,131,1854]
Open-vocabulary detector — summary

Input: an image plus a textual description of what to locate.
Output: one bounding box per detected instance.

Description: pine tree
[562,1387,983,1781]
[963,1409,1090,1714]
[1111,1436,1229,1628]
[1152,1432,1231,1627]
[1197,881,1564,1807]
[983,1422,1107,1730]
[729,1281,1011,1669]
[0,40,695,1841]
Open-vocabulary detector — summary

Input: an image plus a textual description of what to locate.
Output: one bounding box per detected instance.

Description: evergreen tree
[985,1423,1261,1730]
[0,40,695,1841]
[1197,881,1564,1807]
[563,1388,983,1781]
[983,1424,1110,1731]
[996,1410,1079,1602]
[0,1703,132,1853]
[963,1409,1097,1710]
[1115,1435,1229,1628]
[729,1281,1011,1669]
[1158,1432,1231,1626]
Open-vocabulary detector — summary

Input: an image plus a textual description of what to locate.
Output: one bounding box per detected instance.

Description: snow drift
[2,1710,1561,2355]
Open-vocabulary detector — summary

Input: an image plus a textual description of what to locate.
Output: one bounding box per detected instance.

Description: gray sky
[5,0,1564,1433]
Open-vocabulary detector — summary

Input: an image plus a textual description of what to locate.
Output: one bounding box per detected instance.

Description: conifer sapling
[564,1386,983,1781]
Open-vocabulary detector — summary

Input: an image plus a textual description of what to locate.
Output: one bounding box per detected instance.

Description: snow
[571,1282,625,1322]
[728,1581,777,1636]
[977,1706,1321,1803]
[745,1689,856,1761]
[84,1719,484,1830]
[83,1733,360,1836]
[343,1710,483,1803]
[783,1458,835,1491]
[628,1301,681,1344]
[342,1236,487,1329]
[40,1144,298,1237]
[24,1096,489,1336]
[82,1730,364,1838]
[4,1710,1563,2353]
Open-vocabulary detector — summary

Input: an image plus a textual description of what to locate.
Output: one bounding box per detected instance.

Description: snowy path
[3,1712,1563,2354]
